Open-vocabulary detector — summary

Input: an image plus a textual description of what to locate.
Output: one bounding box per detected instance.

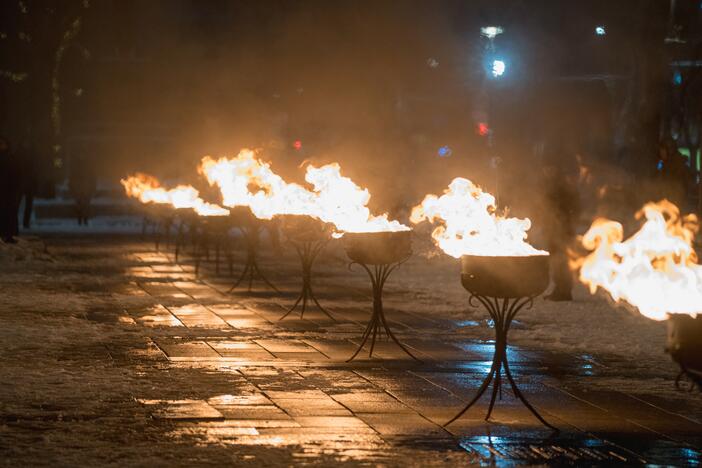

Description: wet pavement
[1,234,701,466]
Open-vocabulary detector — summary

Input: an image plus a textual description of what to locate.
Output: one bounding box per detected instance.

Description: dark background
[1,0,700,216]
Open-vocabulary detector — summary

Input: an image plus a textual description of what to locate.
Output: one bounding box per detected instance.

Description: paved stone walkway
[1,235,701,466]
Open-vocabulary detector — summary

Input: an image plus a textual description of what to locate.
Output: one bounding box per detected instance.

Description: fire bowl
[228,206,257,226]
[343,230,412,265]
[278,214,332,243]
[200,214,232,232]
[666,314,702,386]
[461,254,550,298]
[174,207,199,222]
[144,203,174,219]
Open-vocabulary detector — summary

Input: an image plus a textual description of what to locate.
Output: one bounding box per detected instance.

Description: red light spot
[477,122,489,136]
[293,140,302,150]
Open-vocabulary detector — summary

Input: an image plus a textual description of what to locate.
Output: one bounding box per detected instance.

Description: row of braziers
[141,204,701,431]
[141,203,561,430]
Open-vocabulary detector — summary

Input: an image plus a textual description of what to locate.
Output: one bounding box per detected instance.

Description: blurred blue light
[674,71,683,85]
[491,59,506,77]
[438,146,452,157]
[595,26,606,36]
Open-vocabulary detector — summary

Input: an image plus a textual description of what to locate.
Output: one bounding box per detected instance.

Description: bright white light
[481,26,503,39]
[595,26,606,36]
[491,59,506,77]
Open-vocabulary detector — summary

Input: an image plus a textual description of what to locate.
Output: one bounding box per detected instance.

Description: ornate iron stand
[194,221,233,276]
[229,223,279,293]
[445,294,556,430]
[346,258,420,362]
[174,210,199,263]
[153,212,174,251]
[279,238,334,320]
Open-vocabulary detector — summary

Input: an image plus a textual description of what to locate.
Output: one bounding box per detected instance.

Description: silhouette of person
[0,137,22,242]
[17,139,40,229]
[656,137,691,208]
[69,153,97,225]
[542,158,580,301]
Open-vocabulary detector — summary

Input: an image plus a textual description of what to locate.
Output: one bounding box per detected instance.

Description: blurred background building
[1,0,701,220]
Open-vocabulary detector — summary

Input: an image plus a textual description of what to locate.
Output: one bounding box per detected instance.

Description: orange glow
[410,177,546,257]
[576,200,701,320]
[198,149,409,234]
[121,173,229,217]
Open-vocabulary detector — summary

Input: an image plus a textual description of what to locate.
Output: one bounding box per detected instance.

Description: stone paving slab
[168,303,231,328]
[157,341,221,360]
[139,399,225,421]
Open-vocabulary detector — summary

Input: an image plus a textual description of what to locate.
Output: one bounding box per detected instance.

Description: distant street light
[491,59,506,77]
[480,26,503,39]
[595,26,606,36]
[674,70,683,85]
[477,122,489,136]
[437,146,452,158]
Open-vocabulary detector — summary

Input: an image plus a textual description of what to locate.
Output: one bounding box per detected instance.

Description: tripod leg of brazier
[347,261,419,362]
[347,313,377,362]
[444,359,499,426]
[503,356,557,431]
[229,261,252,293]
[445,294,557,430]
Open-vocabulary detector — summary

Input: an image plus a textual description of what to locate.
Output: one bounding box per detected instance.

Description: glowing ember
[121,173,229,217]
[576,200,701,321]
[410,177,546,257]
[198,149,409,234]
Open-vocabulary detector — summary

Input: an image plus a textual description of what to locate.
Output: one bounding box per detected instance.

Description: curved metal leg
[174,220,185,262]
[229,224,279,293]
[280,239,334,321]
[154,219,161,251]
[156,216,171,251]
[347,260,420,362]
[346,314,378,362]
[194,240,203,276]
[444,360,498,426]
[445,295,556,430]
[485,355,503,421]
[215,241,220,275]
[279,294,304,320]
[228,261,252,292]
[250,260,280,293]
[377,298,420,360]
[502,356,557,430]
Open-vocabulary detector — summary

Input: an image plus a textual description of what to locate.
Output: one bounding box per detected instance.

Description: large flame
[410,177,546,257]
[577,200,701,321]
[304,163,409,233]
[198,149,409,234]
[121,173,229,217]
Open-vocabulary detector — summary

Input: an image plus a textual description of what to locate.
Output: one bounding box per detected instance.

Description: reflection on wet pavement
[6,237,700,466]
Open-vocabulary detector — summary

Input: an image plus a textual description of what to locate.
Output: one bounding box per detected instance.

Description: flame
[577,200,701,320]
[198,149,409,234]
[304,163,409,234]
[120,173,229,217]
[199,149,317,218]
[410,177,546,257]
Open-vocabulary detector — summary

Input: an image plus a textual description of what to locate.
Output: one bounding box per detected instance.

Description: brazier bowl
[461,254,550,298]
[343,230,412,265]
